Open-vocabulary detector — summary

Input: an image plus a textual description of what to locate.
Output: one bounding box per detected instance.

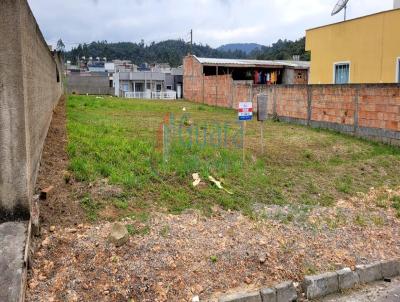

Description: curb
[217,259,400,302]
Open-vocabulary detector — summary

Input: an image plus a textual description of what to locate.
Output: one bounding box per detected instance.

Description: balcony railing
[151,91,177,100]
[124,91,151,99]
[124,90,176,100]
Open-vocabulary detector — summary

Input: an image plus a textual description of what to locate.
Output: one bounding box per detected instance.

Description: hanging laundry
[254,70,259,84]
[271,71,277,84]
[261,71,266,84]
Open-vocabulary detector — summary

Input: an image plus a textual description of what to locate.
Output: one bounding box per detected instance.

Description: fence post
[230,78,234,108]
[250,83,253,106]
[354,85,360,134]
[273,86,277,118]
[307,85,312,126]
[215,67,219,107]
[202,74,205,104]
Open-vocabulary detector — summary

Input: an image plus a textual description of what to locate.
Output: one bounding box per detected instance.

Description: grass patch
[80,195,101,221]
[126,224,150,236]
[354,214,368,227]
[391,195,400,217]
[375,193,391,208]
[210,255,218,263]
[67,95,400,219]
[159,225,170,237]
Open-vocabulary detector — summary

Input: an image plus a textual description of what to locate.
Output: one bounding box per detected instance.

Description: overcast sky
[28,0,394,50]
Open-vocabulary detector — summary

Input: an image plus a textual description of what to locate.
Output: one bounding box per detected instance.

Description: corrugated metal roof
[194,56,310,69]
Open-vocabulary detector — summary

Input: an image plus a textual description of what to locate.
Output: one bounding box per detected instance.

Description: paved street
[320,278,400,302]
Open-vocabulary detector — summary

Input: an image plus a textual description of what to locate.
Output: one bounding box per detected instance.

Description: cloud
[27,0,393,49]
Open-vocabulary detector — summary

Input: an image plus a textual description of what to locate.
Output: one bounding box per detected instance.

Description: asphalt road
[320,277,400,302]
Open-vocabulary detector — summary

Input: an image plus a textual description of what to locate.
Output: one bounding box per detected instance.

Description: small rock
[192,295,200,302]
[77,224,84,229]
[69,228,77,233]
[66,290,78,302]
[259,255,266,264]
[29,280,39,290]
[41,237,50,247]
[192,285,204,294]
[40,186,54,200]
[49,226,56,232]
[244,276,252,284]
[103,290,110,295]
[63,171,72,184]
[38,274,47,281]
[108,223,129,247]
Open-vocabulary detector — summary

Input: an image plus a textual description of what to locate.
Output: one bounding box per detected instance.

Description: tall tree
[56,39,65,53]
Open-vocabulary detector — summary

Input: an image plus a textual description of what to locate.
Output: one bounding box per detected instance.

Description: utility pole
[190,29,193,55]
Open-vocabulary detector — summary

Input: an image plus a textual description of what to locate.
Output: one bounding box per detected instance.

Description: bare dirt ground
[34,96,86,227]
[27,99,400,302]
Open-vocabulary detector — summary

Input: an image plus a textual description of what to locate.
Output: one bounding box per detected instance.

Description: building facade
[306,8,400,84]
[114,66,183,99]
[183,55,309,109]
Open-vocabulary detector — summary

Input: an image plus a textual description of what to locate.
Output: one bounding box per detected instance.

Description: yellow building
[306,8,400,84]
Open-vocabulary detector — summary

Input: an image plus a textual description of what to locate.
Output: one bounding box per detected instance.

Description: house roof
[193,56,310,69]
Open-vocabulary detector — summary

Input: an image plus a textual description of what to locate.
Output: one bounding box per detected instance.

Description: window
[166,85,172,90]
[122,84,129,92]
[334,62,350,84]
[135,83,144,92]
[397,58,400,83]
[156,84,162,92]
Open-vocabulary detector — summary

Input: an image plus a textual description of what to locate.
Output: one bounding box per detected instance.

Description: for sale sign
[238,102,253,121]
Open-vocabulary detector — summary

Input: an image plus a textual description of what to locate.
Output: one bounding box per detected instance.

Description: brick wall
[183,57,400,145]
[0,0,63,219]
[266,84,400,144]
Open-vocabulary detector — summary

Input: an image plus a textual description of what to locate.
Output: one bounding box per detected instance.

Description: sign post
[257,94,268,154]
[238,102,253,162]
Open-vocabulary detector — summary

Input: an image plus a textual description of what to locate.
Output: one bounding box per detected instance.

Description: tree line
[64,37,309,67]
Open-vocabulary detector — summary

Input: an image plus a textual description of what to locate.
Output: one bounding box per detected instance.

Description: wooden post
[260,121,264,154]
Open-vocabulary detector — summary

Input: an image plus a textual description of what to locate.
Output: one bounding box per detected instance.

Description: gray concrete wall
[66,73,112,95]
[282,69,295,85]
[0,0,63,220]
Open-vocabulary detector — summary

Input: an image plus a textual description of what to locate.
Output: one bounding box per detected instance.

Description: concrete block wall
[66,74,113,95]
[0,0,63,220]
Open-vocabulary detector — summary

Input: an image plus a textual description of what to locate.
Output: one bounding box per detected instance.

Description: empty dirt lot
[26,96,400,301]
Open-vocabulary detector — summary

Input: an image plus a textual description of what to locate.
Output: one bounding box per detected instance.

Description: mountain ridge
[64,37,309,67]
[217,43,264,54]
